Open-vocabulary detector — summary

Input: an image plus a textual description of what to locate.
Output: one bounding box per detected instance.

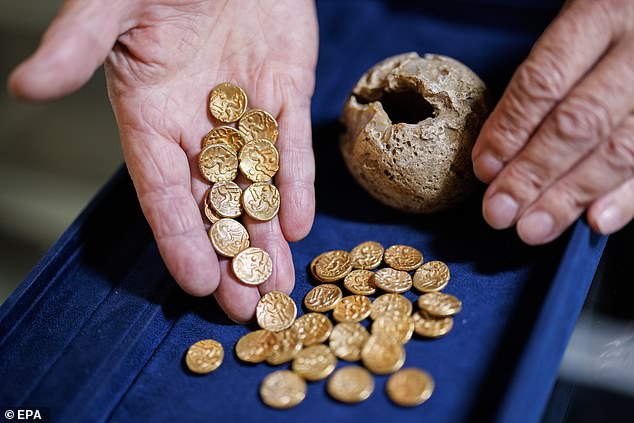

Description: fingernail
[484,193,518,229]
[473,153,503,183]
[518,211,555,244]
[596,205,622,234]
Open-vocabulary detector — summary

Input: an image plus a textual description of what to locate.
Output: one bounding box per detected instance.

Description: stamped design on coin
[203,188,221,224]
[256,291,297,332]
[349,241,384,270]
[209,218,249,257]
[232,247,273,286]
[210,181,242,218]
[185,339,224,374]
[370,293,413,320]
[333,295,372,323]
[371,314,415,344]
[312,250,353,282]
[199,143,239,183]
[412,311,454,338]
[413,260,450,292]
[329,322,370,361]
[303,284,342,312]
[242,182,280,221]
[239,139,280,182]
[361,335,405,375]
[260,370,306,409]
[373,268,412,294]
[417,292,462,317]
[238,109,279,144]
[294,313,333,346]
[327,366,375,403]
[202,125,247,153]
[235,329,277,363]
[343,269,377,295]
[386,368,434,406]
[384,245,424,271]
[266,325,302,365]
[209,82,247,123]
[291,345,337,381]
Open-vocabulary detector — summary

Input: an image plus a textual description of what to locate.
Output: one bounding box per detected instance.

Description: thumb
[8,0,129,102]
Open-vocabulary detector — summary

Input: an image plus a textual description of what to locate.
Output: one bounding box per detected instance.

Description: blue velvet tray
[0,1,607,422]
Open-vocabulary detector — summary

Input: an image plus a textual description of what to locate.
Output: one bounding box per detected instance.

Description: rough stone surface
[340,52,490,213]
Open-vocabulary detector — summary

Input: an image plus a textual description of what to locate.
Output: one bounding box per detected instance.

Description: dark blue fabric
[0,1,608,422]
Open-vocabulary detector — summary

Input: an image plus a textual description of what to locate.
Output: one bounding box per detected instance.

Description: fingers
[9,0,129,102]
[472,0,614,182]
[214,260,261,323]
[482,40,634,229]
[275,92,316,241]
[119,122,221,297]
[515,113,634,244]
[243,215,295,296]
[588,179,634,235]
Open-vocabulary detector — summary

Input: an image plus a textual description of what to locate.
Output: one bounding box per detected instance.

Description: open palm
[10,0,318,321]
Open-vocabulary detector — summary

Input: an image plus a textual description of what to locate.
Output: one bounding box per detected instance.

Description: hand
[472,0,634,244]
[9,0,318,322]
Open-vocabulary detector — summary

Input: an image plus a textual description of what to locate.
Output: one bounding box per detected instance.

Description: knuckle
[553,95,612,143]
[139,184,200,240]
[513,53,566,102]
[502,162,547,201]
[604,132,634,172]
[483,107,529,159]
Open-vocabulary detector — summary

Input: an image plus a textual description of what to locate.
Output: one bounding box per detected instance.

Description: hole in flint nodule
[354,88,435,124]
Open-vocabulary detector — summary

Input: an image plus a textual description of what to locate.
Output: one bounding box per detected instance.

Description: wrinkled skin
[10,0,634,321]
[9,0,318,322]
[473,0,634,244]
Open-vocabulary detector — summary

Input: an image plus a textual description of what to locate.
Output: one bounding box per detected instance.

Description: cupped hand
[9,0,318,321]
[472,0,634,244]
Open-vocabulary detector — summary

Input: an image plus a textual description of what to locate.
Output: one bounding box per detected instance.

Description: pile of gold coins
[198,82,281,286]
[230,241,463,408]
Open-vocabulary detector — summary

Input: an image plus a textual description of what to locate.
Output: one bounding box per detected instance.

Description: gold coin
[303,284,342,312]
[349,241,384,270]
[361,335,405,375]
[202,125,247,153]
[329,322,370,361]
[370,293,413,320]
[373,268,412,294]
[185,339,224,374]
[294,313,333,346]
[383,245,424,271]
[232,247,273,286]
[209,218,249,257]
[203,188,221,224]
[266,325,303,365]
[209,181,242,218]
[241,182,280,221]
[260,370,306,409]
[413,260,450,292]
[371,314,415,344]
[332,295,372,323]
[256,291,297,332]
[412,311,454,338]
[386,368,434,407]
[208,82,248,123]
[292,344,337,381]
[238,109,279,144]
[235,329,277,363]
[198,143,239,183]
[417,292,462,317]
[343,269,376,295]
[239,139,280,182]
[312,250,353,282]
[327,366,374,403]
